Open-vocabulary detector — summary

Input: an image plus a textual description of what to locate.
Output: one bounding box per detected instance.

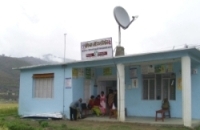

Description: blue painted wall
[19,53,200,119]
[72,78,84,101]
[71,68,95,103]
[63,66,73,118]
[123,62,183,118]
[191,62,200,119]
[93,61,200,119]
[55,61,200,119]
[19,66,73,118]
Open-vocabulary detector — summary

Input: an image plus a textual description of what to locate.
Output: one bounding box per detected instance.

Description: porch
[83,116,200,128]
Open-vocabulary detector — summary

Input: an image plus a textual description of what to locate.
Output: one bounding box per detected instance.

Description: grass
[0,102,18,108]
[0,103,18,116]
[0,103,199,130]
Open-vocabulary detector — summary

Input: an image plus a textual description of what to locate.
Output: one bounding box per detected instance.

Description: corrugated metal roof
[13,47,200,70]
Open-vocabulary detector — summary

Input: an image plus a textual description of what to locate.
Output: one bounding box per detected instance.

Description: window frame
[32,73,54,99]
[142,73,176,101]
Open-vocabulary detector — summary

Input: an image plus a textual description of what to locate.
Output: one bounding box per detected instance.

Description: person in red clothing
[92,95,101,116]
[93,95,100,106]
[88,95,95,109]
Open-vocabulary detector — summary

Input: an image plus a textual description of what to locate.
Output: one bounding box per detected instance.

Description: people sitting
[162,98,171,118]
[87,92,116,117]
[155,98,171,121]
[92,95,102,116]
[88,95,95,110]
[162,98,170,110]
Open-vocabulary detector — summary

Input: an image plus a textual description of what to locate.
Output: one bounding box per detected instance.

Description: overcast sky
[1,0,200,60]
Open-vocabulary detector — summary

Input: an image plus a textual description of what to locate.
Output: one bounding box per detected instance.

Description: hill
[19,56,51,65]
[0,55,53,101]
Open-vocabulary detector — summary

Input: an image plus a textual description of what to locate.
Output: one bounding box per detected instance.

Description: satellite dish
[113,6,138,50]
[114,6,130,29]
[114,6,138,30]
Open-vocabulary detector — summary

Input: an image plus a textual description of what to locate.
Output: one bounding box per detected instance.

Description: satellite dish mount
[113,6,138,55]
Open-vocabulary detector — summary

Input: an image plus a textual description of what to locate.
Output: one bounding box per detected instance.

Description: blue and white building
[16,47,200,127]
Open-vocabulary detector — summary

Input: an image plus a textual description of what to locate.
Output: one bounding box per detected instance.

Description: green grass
[0,103,18,108]
[0,103,199,130]
[0,103,18,116]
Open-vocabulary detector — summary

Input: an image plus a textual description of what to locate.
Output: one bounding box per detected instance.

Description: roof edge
[14,47,199,70]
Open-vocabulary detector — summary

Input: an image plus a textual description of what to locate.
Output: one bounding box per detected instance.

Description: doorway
[97,75,117,96]
[97,80,117,96]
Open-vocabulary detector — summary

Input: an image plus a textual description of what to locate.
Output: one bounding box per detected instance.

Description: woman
[88,95,95,110]
[100,91,106,115]
[92,95,101,116]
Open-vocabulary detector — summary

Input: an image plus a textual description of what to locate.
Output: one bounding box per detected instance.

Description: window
[33,73,54,98]
[142,73,176,100]
[142,74,155,100]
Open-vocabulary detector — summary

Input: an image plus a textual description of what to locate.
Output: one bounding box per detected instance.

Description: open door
[97,81,107,95]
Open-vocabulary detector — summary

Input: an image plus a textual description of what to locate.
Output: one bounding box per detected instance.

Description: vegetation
[0,103,200,130]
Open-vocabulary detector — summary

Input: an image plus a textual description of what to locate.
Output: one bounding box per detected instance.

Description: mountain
[19,56,51,65]
[0,55,56,101]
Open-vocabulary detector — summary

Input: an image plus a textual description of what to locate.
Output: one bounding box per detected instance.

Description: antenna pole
[64,33,67,62]
[118,25,121,46]
[63,33,67,119]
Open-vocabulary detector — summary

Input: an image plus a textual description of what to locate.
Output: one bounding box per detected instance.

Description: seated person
[92,95,101,116]
[162,98,170,110]
[155,98,171,120]
[88,95,95,110]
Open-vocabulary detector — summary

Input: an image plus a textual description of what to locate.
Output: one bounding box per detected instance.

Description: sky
[1,0,200,60]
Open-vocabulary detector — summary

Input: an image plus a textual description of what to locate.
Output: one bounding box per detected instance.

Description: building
[15,47,200,127]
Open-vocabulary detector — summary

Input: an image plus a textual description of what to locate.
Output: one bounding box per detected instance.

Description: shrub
[39,121,49,128]
[0,117,5,121]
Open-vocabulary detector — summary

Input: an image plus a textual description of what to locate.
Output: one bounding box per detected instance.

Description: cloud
[1,0,200,60]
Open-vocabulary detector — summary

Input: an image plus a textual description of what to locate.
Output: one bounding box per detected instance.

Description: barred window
[142,73,176,100]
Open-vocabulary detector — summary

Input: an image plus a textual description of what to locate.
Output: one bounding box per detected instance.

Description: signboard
[72,68,78,78]
[85,68,91,79]
[142,64,173,74]
[141,65,154,74]
[78,68,84,77]
[132,79,138,88]
[65,78,72,89]
[155,64,173,73]
[178,77,182,90]
[81,37,113,60]
[155,65,165,73]
[129,67,137,79]
[103,67,112,76]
